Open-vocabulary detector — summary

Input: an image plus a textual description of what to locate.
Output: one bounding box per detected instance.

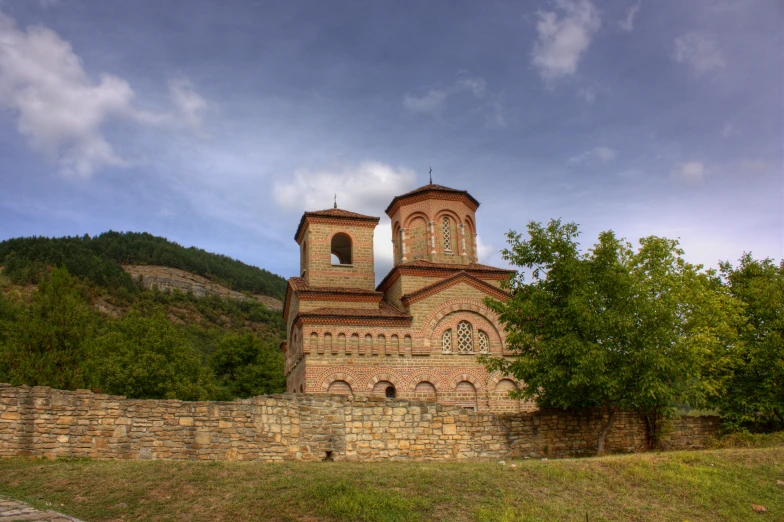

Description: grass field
[1,445,782,522]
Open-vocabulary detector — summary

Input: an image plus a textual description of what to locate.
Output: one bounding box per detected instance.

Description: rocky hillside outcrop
[123,265,283,311]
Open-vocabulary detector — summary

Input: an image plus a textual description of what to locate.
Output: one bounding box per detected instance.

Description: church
[282,182,534,413]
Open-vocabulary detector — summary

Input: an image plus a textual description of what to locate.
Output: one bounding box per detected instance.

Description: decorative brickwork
[0,385,721,462]
[284,183,524,412]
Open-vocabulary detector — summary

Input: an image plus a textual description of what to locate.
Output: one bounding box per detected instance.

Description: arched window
[376,334,386,355]
[456,381,477,410]
[310,332,319,353]
[457,321,473,354]
[478,330,489,354]
[301,241,307,276]
[441,329,452,354]
[442,216,452,251]
[414,381,437,401]
[385,386,396,398]
[364,334,373,355]
[328,380,352,395]
[331,233,352,265]
[324,333,332,353]
[390,334,399,355]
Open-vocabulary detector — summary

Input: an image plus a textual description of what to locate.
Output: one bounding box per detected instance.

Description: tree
[0,267,94,389]
[713,254,784,431]
[92,310,216,400]
[209,333,285,399]
[484,220,741,453]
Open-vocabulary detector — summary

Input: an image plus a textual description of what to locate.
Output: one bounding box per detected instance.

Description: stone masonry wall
[0,385,720,462]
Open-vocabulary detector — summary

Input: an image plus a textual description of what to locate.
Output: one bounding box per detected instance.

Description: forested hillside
[0,232,288,401]
[0,231,287,298]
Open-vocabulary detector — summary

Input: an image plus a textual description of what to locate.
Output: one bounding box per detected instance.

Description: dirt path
[0,497,83,522]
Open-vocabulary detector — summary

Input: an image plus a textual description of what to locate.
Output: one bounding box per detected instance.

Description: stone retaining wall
[0,384,720,462]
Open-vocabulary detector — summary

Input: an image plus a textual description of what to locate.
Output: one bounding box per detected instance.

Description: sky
[0,0,781,283]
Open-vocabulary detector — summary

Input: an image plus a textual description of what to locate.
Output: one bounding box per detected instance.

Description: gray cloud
[674,33,725,74]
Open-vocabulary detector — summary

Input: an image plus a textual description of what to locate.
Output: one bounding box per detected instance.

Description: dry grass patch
[0,447,782,521]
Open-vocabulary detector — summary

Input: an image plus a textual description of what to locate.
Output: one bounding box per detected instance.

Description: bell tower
[294,208,380,290]
[385,184,480,266]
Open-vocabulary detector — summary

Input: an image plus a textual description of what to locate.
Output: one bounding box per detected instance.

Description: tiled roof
[294,208,380,241]
[303,208,379,220]
[400,271,510,306]
[289,277,382,296]
[293,302,412,325]
[385,183,480,215]
[400,260,513,273]
[300,302,410,319]
[376,260,514,292]
[284,277,384,322]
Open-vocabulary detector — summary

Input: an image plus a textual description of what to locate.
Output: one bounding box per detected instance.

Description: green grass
[1,447,782,521]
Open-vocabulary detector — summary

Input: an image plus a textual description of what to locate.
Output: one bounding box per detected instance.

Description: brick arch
[420,298,505,344]
[406,372,445,392]
[433,311,500,341]
[403,211,431,230]
[319,371,357,392]
[487,372,520,390]
[434,208,463,226]
[449,372,484,391]
[365,371,404,391]
[327,229,358,243]
[464,215,475,232]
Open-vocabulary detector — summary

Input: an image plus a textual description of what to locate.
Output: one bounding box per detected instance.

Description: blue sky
[0,0,781,283]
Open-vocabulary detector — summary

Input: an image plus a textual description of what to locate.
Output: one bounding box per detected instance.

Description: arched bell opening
[331,233,352,265]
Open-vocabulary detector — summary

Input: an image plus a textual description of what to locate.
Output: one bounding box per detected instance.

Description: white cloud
[0,9,209,177]
[483,97,508,129]
[403,73,487,116]
[568,146,618,164]
[577,86,596,103]
[674,33,725,74]
[456,76,487,98]
[671,161,706,184]
[475,235,496,265]
[531,0,601,82]
[167,77,210,135]
[273,162,416,214]
[273,162,418,278]
[618,2,641,32]
[403,89,448,115]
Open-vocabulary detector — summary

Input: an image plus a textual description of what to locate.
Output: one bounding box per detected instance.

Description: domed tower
[385,184,480,266]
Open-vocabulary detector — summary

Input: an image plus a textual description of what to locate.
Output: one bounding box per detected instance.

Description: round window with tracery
[457,321,473,354]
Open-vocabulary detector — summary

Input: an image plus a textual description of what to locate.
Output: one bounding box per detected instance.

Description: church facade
[282,183,533,412]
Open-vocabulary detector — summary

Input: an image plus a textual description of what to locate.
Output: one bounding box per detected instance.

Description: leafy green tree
[714,254,784,431]
[92,310,217,400]
[210,334,285,399]
[0,267,94,389]
[484,220,741,453]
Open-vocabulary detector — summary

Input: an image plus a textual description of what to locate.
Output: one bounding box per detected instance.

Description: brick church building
[282,183,533,412]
